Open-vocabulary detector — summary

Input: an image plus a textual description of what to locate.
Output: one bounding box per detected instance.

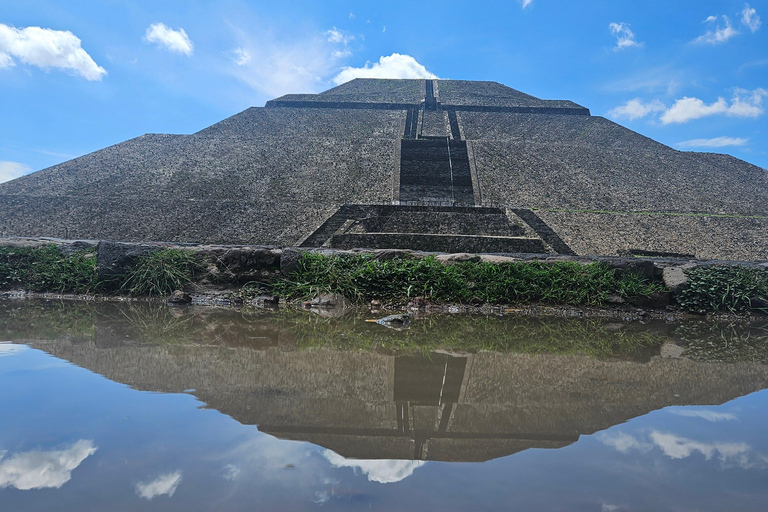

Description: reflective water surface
[1,300,768,511]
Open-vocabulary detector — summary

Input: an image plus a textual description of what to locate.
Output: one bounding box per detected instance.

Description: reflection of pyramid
[1,79,766,259]
[11,305,768,463]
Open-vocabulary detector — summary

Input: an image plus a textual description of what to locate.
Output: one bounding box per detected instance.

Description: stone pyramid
[1,78,766,259]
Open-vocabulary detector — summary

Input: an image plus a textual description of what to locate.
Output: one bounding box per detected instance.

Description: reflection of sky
[0,343,26,357]
[0,346,767,511]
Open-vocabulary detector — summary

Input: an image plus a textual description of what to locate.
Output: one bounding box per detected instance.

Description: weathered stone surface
[373,249,416,260]
[479,255,520,264]
[96,241,166,279]
[663,264,697,294]
[168,290,192,305]
[279,248,305,276]
[0,237,98,256]
[660,342,685,359]
[599,258,656,280]
[436,253,481,264]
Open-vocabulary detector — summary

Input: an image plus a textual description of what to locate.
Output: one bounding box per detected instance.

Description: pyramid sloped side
[438,80,586,110]
[271,78,424,105]
[462,112,768,216]
[0,107,403,244]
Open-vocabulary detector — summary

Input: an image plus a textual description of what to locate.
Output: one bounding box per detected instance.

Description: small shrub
[677,265,768,313]
[120,249,202,296]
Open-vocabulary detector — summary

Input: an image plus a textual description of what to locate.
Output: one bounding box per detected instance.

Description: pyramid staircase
[299,80,574,255]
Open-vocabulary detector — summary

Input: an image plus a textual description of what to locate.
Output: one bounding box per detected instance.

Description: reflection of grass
[5,300,768,363]
[276,312,665,359]
[275,253,663,306]
[116,303,197,345]
[674,322,768,363]
[0,300,98,341]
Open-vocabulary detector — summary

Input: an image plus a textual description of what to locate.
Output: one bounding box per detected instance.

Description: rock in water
[167,290,192,305]
[375,313,412,328]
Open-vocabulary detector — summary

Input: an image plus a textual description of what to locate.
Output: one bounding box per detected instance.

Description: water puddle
[1,300,767,510]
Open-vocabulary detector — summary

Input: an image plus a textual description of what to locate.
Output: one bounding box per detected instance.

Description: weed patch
[275,252,662,306]
[677,266,768,314]
[0,245,97,293]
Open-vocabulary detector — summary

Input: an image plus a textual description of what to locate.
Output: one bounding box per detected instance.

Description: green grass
[677,265,768,314]
[0,245,97,293]
[274,252,663,306]
[119,249,203,296]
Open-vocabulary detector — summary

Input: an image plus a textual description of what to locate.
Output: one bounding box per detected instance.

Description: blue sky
[1,0,766,183]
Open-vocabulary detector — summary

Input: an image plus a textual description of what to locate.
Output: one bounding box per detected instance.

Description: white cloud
[522,0,535,8]
[609,22,642,51]
[332,53,438,85]
[349,12,356,20]
[677,136,749,148]
[0,24,106,80]
[228,47,251,66]
[226,27,351,97]
[136,471,182,500]
[0,440,97,490]
[144,23,193,56]
[0,161,32,184]
[608,98,666,120]
[741,4,761,32]
[325,27,353,45]
[693,15,739,44]
[661,96,728,123]
[323,451,425,484]
[661,88,766,124]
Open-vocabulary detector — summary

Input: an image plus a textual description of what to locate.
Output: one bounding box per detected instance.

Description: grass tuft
[120,249,202,296]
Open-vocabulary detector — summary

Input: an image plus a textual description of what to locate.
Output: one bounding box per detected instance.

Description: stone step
[329,233,548,254]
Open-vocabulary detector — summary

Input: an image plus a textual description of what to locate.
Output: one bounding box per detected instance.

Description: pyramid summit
[1,78,766,259]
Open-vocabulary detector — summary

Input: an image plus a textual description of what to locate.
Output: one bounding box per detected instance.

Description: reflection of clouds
[0,440,97,490]
[323,450,425,484]
[136,471,182,500]
[600,430,768,469]
[223,464,241,481]
[0,343,26,357]
[650,432,748,461]
[670,409,737,422]
[598,432,652,454]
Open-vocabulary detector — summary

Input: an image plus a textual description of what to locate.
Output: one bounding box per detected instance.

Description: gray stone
[436,253,481,264]
[167,290,192,305]
[279,248,305,276]
[663,264,696,294]
[96,241,163,279]
[660,342,685,359]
